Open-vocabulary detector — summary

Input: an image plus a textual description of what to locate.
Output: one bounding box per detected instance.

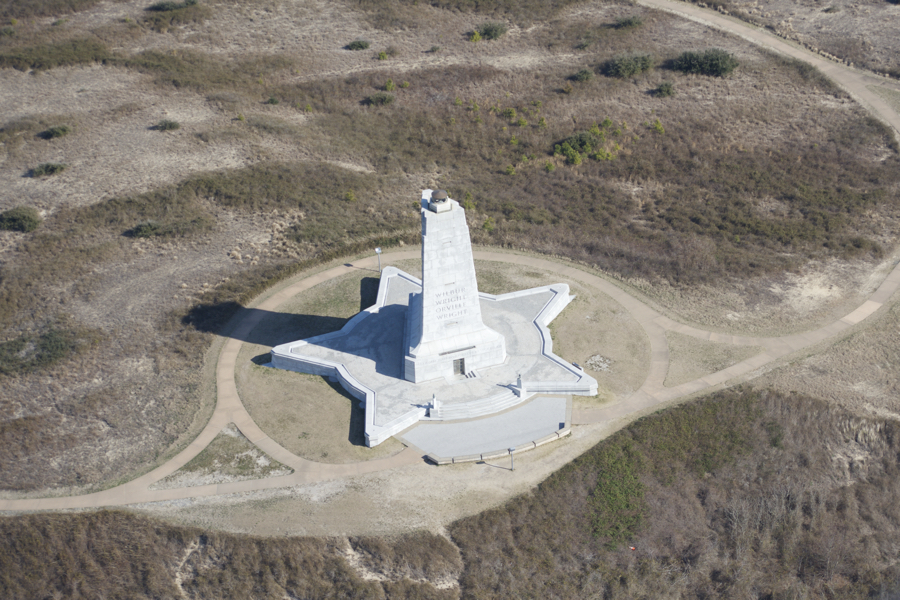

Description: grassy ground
[151,423,292,490]
[663,331,763,387]
[234,270,404,463]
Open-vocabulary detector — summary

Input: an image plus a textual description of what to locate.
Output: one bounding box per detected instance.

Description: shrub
[377,51,387,60]
[482,216,495,231]
[572,68,593,82]
[129,221,164,237]
[31,163,66,177]
[672,48,739,77]
[655,81,675,97]
[265,96,279,105]
[505,165,516,175]
[146,0,197,11]
[429,45,441,53]
[346,40,370,51]
[39,125,71,139]
[385,46,398,56]
[0,26,14,36]
[384,79,395,91]
[155,119,180,131]
[477,22,508,40]
[365,92,394,106]
[604,53,654,78]
[469,30,481,43]
[0,206,42,232]
[613,15,643,29]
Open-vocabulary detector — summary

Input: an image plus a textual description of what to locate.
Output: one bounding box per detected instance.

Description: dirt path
[635,0,900,139]
[2,1,900,514]
[1,244,899,512]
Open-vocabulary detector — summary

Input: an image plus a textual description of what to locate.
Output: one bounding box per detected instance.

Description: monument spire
[402,189,507,382]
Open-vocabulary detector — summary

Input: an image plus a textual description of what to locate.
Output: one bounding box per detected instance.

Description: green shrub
[0,26,14,36]
[265,96,279,104]
[429,45,441,53]
[0,206,41,232]
[469,30,481,42]
[39,125,71,139]
[613,15,642,29]
[476,22,507,40]
[672,48,739,77]
[346,40,370,50]
[31,163,66,177]
[155,119,180,131]
[655,81,675,97]
[146,0,196,11]
[572,68,593,82]
[377,51,387,60]
[604,53,654,78]
[365,92,394,106]
[384,79,395,91]
[128,221,164,237]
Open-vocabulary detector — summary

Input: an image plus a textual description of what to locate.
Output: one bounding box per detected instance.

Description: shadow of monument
[184,302,350,347]
[184,276,404,377]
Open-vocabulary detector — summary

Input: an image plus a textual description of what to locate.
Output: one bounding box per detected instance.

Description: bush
[572,68,593,82]
[604,53,654,78]
[146,0,196,11]
[155,119,180,131]
[655,81,675,97]
[365,92,394,106]
[613,15,642,29]
[376,51,387,60]
[30,163,66,177]
[128,221,164,237]
[0,26,14,36]
[0,206,41,232]
[346,40,370,51]
[476,22,508,40]
[39,125,71,139]
[265,96,279,104]
[672,48,739,77]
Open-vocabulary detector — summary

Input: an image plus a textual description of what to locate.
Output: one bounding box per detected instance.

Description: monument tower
[402,190,507,382]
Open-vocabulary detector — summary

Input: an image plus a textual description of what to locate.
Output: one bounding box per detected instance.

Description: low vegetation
[672,48,739,77]
[346,40,370,51]
[603,53,654,78]
[450,388,900,598]
[154,119,180,131]
[30,162,66,177]
[0,321,98,377]
[654,80,675,97]
[476,21,508,40]
[0,0,104,20]
[2,388,898,598]
[38,125,71,139]
[0,206,41,232]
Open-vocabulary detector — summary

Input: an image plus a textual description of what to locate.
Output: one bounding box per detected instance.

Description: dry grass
[663,331,763,387]
[449,387,900,598]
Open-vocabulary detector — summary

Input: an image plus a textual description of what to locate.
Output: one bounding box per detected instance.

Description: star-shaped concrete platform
[271,267,597,451]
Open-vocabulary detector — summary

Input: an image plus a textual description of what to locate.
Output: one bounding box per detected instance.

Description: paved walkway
[1,0,899,512]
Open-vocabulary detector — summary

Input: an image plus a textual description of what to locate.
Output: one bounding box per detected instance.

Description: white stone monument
[402,189,507,383]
